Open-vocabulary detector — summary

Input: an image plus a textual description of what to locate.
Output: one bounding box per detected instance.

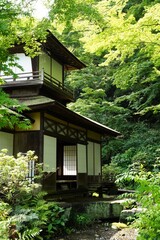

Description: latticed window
[21,153,35,183]
[63,145,77,175]
[27,160,35,183]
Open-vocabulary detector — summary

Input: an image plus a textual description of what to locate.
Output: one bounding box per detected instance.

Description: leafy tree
[0,0,49,130]
[51,0,160,117]
[50,0,160,170]
[81,0,160,116]
[0,89,31,129]
[0,0,49,74]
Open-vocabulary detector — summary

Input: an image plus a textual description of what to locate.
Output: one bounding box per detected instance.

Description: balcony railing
[0,70,42,82]
[0,70,73,96]
[43,71,72,96]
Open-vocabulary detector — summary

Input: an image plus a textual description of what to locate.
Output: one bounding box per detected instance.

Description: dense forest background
[47,0,160,179]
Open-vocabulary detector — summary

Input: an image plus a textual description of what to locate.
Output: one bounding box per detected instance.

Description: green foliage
[50,4,160,238]
[102,162,121,182]
[49,2,160,198]
[9,210,42,240]
[69,202,110,229]
[49,0,104,31]
[133,169,160,239]
[51,0,160,177]
[116,165,160,239]
[0,201,12,239]
[115,165,139,189]
[121,198,137,210]
[42,204,71,239]
[0,149,70,239]
[8,198,70,239]
[0,202,11,221]
[82,0,160,115]
[115,157,158,189]
[19,228,42,240]
[0,1,51,131]
[55,0,160,117]
[112,122,160,171]
[0,150,42,239]
[68,66,129,130]
[0,89,31,129]
[75,213,94,227]
[0,0,49,75]
[0,149,39,205]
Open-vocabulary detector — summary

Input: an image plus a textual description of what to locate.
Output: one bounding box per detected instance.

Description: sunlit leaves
[0,1,49,130]
[0,149,39,204]
[0,89,31,129]
[83,2,160,76]
[0,0,49,73]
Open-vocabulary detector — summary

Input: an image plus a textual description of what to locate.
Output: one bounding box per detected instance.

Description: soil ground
[55,222,138,240]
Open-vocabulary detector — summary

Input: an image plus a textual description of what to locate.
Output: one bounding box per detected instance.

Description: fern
[18,228,42,240]
[9,212,39,226]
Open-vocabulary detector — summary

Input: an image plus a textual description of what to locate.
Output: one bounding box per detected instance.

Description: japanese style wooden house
[0,31,120,197]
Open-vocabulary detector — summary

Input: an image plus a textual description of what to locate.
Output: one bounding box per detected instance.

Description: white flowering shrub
[0,149,40,204]
[0,149,70,239]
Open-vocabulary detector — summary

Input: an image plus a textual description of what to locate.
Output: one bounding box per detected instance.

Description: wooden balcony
[0,70,73,103]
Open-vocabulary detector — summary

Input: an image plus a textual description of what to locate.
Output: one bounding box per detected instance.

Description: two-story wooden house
[0,31,120,197]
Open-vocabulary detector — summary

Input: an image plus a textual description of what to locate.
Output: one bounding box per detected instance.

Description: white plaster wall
[87,141,101,175]
[77,144,87,173]
[0,131,13,155]
[1,53,32,80]
[52,59,63,83]
[13,53,32,73]
[43,135,57,172]
[94,143,101,175]
[87,141,94,175]
[39,52,50,75]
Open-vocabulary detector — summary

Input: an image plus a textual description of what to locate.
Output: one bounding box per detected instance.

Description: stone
[95,234,100,237]
[111,222,128,230]
[111,201,123,218]
[120,207,143,222]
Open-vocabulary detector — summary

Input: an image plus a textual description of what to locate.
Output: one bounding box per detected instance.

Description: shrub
[102,162,121,183]
[41,203,71,239]
[0,149,70,239]
[134,170,160,240]
[0,201,12,239]
[115,162,145,189]
[0,149,40,205]
[116,161,160,239]
[75,213,94,227]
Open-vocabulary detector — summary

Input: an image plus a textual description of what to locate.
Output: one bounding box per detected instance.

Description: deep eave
[9,30,86,71]
[43,30,86,70]
[19,96,120,137]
